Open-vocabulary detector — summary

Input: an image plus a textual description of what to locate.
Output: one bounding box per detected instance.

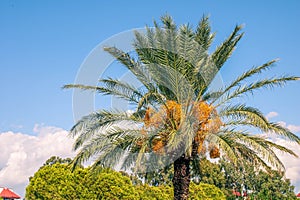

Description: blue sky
[1,0,300,197]
[1,1,300,134]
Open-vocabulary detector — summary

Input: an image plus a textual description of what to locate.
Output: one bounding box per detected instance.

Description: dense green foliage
[94,171,138,199]
[26,163,78,199]
[199,159,297,199]
[251,170,296,200]
[26,157,227,199]
[136,183,226,200]
[26,157,138,199]
[136,184,173,200]
[189,182,226,200]
[26,157,298,199]
[136,159,297,199]
[198,159,226,190]
[136,165,174,186]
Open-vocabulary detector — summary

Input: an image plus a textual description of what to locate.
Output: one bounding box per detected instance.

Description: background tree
[93,170,138,199]
[209,159,297,199]
[26,158,138,199]
[254,170,296,200]
[197,159,226,190]
[64,15,300,200]
[136,164,174,186]
[139,158,296,199]
[26,162,81,199]
[219,159,255,197]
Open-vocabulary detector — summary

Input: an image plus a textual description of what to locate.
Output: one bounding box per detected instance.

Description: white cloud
[273,138,300,194]
[266,111,279,119]
[277,121,287,127]
[266,110,300,133]
[0,125,75,198]
[287,125,300,133]
[274,121,300,133]
[264,116,300,193]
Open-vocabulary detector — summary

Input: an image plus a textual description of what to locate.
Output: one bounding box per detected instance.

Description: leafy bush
[94,170,138,200]
[26,162,138,199]
[136,184,173,199]
[189,182,226,200]
[136,182,225,200]
[26,157,226,199]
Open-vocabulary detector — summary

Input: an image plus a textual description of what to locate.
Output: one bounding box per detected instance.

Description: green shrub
[136,184,173,199]
[94,170,138,200]
[189,182,226,200]
[135,182,225,200]
[26,157,225,200]
[26,163,138,199]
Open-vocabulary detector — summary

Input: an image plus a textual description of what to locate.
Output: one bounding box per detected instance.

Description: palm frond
[73,126,142,170]
[219,105,289,148]
[220,104,269,129]
[207,133,238,165]
[211,25,243,70]
[226,131,286,169]
[137,91,165,110]
[214,130,286,170]
[103,46,155,91]
[146,63,194,103]
[134,25,161,65]
[63,84,100,91]
[176,24,208,94]
[210,59,278,103]
[252,136,298,157]
[218,76,299,106]
[63,82,142,104]
[233,142,279,170]
[267,122,300,144]
[195,15,215,51]
[71,132,110,170]
[91,130,141,170]
[161,15,177,53]
[71,110,139,150]
[100,77,143,102]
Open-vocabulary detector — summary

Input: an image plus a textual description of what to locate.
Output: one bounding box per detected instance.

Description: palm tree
[64,15,300,200]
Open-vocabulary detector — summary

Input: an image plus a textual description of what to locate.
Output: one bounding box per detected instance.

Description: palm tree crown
[64,15,300,200]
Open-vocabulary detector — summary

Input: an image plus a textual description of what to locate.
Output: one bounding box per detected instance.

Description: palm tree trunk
[173,154,191,200]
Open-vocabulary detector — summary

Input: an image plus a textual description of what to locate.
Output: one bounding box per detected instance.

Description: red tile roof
[233,191,241,196]
[0,187,21,199]
[296,192,300,197]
